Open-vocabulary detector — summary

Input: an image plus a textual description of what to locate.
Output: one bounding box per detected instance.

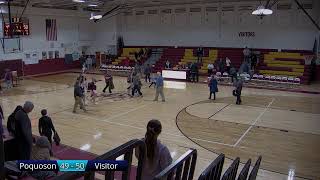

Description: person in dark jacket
[234,79,243,105]
[197,46,204,63]
[15,101,34,160]
[229,66,237,83]
[7,105,23,135]
[144,64,152,83]
[190,63,199,82]
[208,75,218,100]
[38,109,56,145]
[102,72,114,94]
[73,80,87,113]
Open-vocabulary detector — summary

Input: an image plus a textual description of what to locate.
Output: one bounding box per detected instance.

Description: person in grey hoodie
[234,78,243,105]
[131,72,143,97]
[135,119,172,180]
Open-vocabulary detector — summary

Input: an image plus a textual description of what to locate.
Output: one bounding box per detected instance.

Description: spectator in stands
[79,55,86,68]
[144,64,152,83]
[243,47,251,63]
[197,46,204,63]
[229,66,237,83]
[15,101,34,160]
[38,109,56,145]
[102,72,114,94]
[0,105,3,138]
[251,54,257,70]
[208,75,218,100]
[132,72,143,97]
[86,56,92,70]
[233,78,243,105]
[29,136,56,179]
[4,69,13,89]
[165,60,171,69]
[7,105,23,135]
[207,63,214,76]
[190,62,199,82]
[73,80,87,113]
[225,57,231,73]
[92,55,97,69]
[217,58,225,74]
[135,119,172,180]
[154,72,165,102]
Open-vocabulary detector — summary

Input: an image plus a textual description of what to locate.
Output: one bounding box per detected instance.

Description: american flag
[46,19,57,41]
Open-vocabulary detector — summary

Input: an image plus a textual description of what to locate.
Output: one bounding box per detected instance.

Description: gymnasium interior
[0,0,320,180]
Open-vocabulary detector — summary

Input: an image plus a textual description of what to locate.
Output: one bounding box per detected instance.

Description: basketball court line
[207,103,231,119]
[63,110,235,147]
[233,98,275,147]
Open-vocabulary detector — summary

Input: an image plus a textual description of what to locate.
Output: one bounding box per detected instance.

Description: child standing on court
[38,109,56,145]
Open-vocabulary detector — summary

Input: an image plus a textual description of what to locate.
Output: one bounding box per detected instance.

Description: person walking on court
[102,72,114,94]
[131,72,143,97]
[229,66,237,83]
[4,69,13,89]
[15,101,34,160]
[73,80,87,113]
[144,64,152,83]
[233,78,243,105]
[208,75,218,100]
[135,119,172,180]
[38,109,56,145]
[154,72,165,102]
[190,62,199,82]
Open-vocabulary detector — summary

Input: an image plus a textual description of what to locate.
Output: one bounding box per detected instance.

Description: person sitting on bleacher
[29,136,57,179]
[136,119,172,180]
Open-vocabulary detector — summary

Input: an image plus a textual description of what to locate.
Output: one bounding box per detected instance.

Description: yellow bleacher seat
[266,63,304,69]
[259,70,303,76]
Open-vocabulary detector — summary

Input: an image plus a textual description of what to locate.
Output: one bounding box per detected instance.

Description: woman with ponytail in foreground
[136,119,172,180]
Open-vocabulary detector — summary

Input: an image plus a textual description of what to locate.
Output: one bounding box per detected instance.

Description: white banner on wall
[24,51,39,64]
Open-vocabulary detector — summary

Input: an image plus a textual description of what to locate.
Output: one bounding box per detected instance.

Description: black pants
[191,72,199,82]
[236,90,242,105]
[209,92,216,100]
[103,82,112,93]
[132,85,142,96]
[17,141,31,160]
[208,69,213,76]
[231,74,237,83]
[145,73,151,82]
[42,132,53,145]
[149,82,156,88]
[226,66,230,73]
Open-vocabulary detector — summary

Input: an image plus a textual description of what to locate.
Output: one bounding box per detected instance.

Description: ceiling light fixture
[88,4,98,7]
[0,1,6,4]
[89,13,102,20]
[252,5,273,16]
[73,0,85,3]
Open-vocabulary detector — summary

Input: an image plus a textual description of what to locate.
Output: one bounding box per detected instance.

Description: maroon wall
[0,58,80,78]
[0,59,24,78]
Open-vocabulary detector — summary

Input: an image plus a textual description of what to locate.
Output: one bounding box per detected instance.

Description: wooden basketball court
[1,72,320,179]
